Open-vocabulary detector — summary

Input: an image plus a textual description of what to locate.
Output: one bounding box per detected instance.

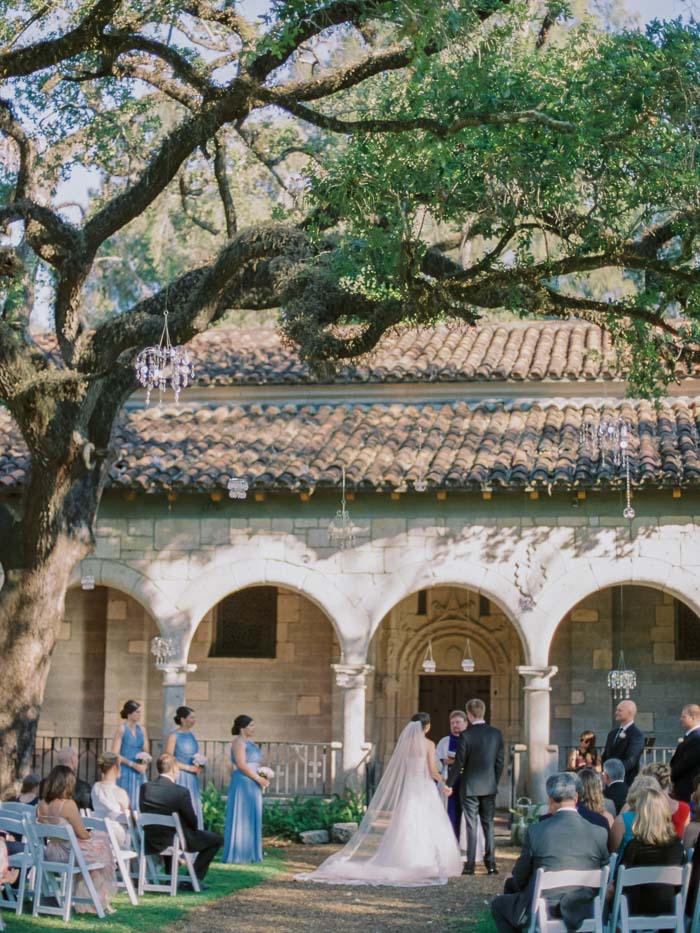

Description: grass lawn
[9,852,284,933]
[446,909,497,932]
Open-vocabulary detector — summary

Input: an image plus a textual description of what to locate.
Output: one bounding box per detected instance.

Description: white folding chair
[527,866,609,933]
[0,814,34,916]
[0,803,37,818]
[608,863,690,933]
[136,812,199,896]
[32,821,106,920]
[104,817,138,906]
[687,861,699,933]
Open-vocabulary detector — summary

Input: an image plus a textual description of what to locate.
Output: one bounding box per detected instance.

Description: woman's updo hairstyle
[97,752,119,775]
[174,706,194,725]
[410,712,431,728]
[120,699,140,720]
[232,714,253,735]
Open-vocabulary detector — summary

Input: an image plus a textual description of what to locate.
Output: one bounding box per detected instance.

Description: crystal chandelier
[421,639,436,673]
[227,476,249,500]
[413,426,428,492]
[461,638,475,672]
[151,635,176,669]
[80,574,95,591]
[607,651,637,699]
[328,466,365,549]
[135,308,195,405]
[580,413,635,519]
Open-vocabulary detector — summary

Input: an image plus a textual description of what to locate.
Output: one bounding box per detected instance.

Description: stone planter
[299,829,330,845]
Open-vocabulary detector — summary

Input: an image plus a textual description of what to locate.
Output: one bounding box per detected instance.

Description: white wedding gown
[296,722,463,886]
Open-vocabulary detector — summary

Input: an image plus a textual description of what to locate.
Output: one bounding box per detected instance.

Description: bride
[296,712,463,886]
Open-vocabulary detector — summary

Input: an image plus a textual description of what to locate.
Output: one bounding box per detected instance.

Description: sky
[628,0,695,19]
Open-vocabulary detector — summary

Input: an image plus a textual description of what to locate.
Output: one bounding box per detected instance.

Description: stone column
[159,663,197,743]
[332,663,374,789]
[516,665,558,803]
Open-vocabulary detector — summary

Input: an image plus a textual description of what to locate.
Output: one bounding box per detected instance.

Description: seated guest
[139,753,223,888]
[683,783,700,851]
[610,774,659,854]
[40,747,92,811]
[91,753,130,845]
[578,768,614,830]
[641,761,690,839]
[611,784,685,917]
[15,772,40,806]
[603,759,628,815]
[0,838,18,887]
[491,772,609,933]
[568,731,601,772]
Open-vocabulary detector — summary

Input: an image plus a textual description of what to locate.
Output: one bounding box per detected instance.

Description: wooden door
[418,675,492,738]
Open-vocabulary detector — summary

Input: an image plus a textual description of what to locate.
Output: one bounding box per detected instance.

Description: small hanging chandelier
[607,651,637,699]
[461,638,475,673]
[135,306,195,405]
[413,426,428,492]
[422,639,436,673]
[580,413,635,519]
[328,466,365,549]
[80,574,95,591]
[150,634,176,669]
[227,476,249,500]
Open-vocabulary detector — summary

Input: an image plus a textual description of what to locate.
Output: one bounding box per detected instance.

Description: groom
[447,697,504,876]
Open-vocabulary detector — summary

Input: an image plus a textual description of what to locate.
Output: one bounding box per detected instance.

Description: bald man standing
[601,700,644,787]
[670,704,700,803]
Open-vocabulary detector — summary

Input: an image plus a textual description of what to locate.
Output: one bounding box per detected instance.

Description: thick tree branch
[0,100,35,200]
[214,133,237,237]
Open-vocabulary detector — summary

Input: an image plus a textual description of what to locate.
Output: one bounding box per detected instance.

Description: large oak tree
[0,0,698,790]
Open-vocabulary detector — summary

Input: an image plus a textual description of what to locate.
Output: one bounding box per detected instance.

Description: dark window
[676,599,700,661]
[479,594,491,617]
[417,590,427,615]
[210,587,277,658]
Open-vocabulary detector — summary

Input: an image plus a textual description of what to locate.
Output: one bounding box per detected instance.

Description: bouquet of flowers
[192,753,208,767]
[135,752,152,764]
[258,766,275,792]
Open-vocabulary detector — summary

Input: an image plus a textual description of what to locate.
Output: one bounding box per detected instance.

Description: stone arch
[534,556,700,663]
[366,558,529,661]
[177,556,370,659]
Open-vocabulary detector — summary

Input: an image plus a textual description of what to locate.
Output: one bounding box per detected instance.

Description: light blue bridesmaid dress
[172,730,203,829]
[222,739,263,863]
[116,723,147,809]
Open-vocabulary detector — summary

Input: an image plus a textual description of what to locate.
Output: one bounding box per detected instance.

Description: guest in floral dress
[165,705,204,829]
[111,699,149,809]
[38,766,116,914]
[223,715,269,863]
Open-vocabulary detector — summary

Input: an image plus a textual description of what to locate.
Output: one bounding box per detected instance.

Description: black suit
[447,721,504,871]
[139,776,223,880]
[670,729,700,802]
[601,723,644,786]
[491,809,609,933]
[603,781,627,816]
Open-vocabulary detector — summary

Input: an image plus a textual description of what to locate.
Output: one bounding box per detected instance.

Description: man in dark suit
[447,697,504,876]
[670,703,700,802]
[601,700,644,786]
[491,772,609,933]
[602,759,628,815]
[139,753,223,887]
[39,747,92,810]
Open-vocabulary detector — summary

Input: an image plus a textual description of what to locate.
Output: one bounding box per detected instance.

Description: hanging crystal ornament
[461,638,475,673]
[413,426,428,492]
[328,466,366,549]
[80,574,95,591]
[580,413,635,519]
[607,651,637,699]
[135,307,195,405]
[150,634,176,669]
[422,639,437,673]
[227,476,249,500]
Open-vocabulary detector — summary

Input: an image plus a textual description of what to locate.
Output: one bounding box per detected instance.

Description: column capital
[516,665,558,691]
[160,663,197,686]
[332,663,374,689]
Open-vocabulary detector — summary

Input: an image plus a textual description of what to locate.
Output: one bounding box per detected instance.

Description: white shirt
[91,781,129,821]
[470,719,486,725]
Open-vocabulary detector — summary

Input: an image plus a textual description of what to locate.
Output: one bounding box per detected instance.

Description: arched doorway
[369,585,525,795]
[549,584,700,764]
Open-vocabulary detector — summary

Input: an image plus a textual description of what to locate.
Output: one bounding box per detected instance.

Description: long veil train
[296,721,462,886]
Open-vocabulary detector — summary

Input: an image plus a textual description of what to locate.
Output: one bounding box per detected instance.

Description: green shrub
[202,782,225,834]
[262,791,365,840]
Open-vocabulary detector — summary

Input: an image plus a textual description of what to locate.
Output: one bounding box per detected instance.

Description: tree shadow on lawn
[12,853,284,933]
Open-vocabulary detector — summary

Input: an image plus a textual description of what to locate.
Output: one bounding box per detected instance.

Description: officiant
[436,710,468,841]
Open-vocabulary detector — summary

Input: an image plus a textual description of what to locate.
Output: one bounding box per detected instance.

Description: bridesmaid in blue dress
[164,705,204,829]
[111,700,149,809]
[223,715,270,863]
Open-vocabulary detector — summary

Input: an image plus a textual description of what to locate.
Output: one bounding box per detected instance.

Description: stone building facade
[3,320,699,800]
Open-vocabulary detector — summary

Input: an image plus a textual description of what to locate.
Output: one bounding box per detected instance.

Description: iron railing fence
[31,736,343,797]
[561,745,678,771]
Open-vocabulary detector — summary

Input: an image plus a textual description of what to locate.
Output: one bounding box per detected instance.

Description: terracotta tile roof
[184,320,630,385]
[2,399,699,492]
